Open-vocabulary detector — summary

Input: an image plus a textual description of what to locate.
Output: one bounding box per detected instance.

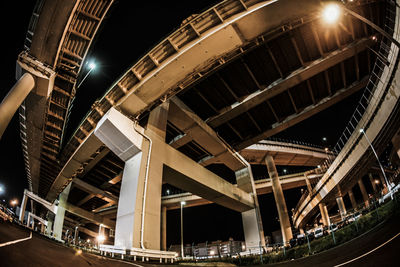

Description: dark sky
[1,0,364,246]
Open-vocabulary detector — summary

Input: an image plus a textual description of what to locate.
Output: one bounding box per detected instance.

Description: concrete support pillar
[336,196,346,219]
[53,183,71,241]
[97,104,168,250]
[161,206,167,251]
[348,189,357,210]
[27,212,31,228]
[0,73,35,139]
[41,223,45,234]
[19,190,28,223]
[368,173,378,193]
[304,173,312,193]
[46,217,53,236]
[319,203,330,226]
[264,155,292,244]
[358,179,369,207]
[235,166,266,250]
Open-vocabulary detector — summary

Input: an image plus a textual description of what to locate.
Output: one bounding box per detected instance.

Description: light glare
[88,62,96,70]
[323,4,341,24]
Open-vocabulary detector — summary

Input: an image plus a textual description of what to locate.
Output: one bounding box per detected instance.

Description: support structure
[336,196,347,220]
[264,155,292,244]
[161,206,167,251]
[235,166,266,250]
[0,73,35,139]
[319,203,330,226]
[368,173,378,193]
[19,192,28,223]
[304,173,312,193]
[358,179,369,207]
[53,183,71,241]
[348,188,357,210]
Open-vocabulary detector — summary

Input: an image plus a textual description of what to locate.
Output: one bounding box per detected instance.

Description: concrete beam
[168,98,245,171]
[46,132,104,202]
[64,202,115,229]
[72,178,118,204]
[236,77,368,150]
[207,37,374,129]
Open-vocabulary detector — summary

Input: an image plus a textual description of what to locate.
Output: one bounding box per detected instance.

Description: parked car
[314,227,324,238]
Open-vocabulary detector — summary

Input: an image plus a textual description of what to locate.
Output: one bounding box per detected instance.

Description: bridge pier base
[264,155,292,245]
[368,173,378,193]
[358,179,369,207]
[336,196,346,220]
[235,166,266,251]
[348,189,357,210]
[319,203,330,226]
[53,183,71,241]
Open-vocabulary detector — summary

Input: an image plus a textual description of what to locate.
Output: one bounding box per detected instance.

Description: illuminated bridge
[2,0,400,263]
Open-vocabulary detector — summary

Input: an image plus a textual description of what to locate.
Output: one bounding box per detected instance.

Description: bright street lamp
[180,201,186,258]
[322,2,400,48]
[77,60,97,88]
[322,3,341,24]
[359,128,392,191]
[10,199,18,207]
[0,185,4,195]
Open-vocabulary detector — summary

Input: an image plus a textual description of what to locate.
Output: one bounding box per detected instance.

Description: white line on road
[0,231,32,248]
[334,231,400,267]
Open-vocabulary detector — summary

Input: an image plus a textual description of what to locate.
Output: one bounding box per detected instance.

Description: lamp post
[360,129,392,191]
[180,201,186,258]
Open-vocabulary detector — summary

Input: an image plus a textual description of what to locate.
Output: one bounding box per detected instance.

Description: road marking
[101,257,144,267]
[334,231,400,267]
[0,231,32,247]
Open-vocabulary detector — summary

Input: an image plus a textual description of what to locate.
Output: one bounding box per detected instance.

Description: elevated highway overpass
[3,0,399,256]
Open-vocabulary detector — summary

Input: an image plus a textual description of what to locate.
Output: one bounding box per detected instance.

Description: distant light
[317,165,321,168]
[210,250,215,256]
[372,36,377,41]
[11,199,18,206]
[375,179,380,184]
[242,245,246,250]
[322,137,327,142]
[96,235,105,242]
[88,62,96,70]
[87,239,91,243]
[360,128,364,133]
[283,169,287,173]
[322,3,341,24]
[325,147,329,152]
[0,185,4,195]
[76,249,82,255]
[181,201,186,206]
[166,189,170,195]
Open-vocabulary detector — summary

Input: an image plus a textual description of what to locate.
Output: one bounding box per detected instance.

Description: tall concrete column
[46,216,54,236]
[264,155,292,244]
[96,105,168,250]
[358,179,369,207]
[304,173,312,193]
[161,206,167,251]
[319,203,330,226]
[18,190,28,223]
[368,173,378,193]
[348,189,357,210]
[0,73,35,139]
[53,183,71,241]
[336,197,346,219]
[235,166,266,250]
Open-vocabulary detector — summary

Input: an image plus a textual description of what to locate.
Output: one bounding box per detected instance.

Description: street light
[10,199,18,207]
[180,201,186,258]
[322,3,341,24]
[359,129,392,191]
[77,60,96,88]
[322,2,400,48]
[0,185,4,195]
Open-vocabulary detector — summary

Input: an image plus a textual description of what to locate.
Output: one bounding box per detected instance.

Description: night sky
[1,0,366,247]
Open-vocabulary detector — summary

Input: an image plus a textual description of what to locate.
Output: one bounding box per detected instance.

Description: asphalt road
[1,213,399,267]
[0,221,157,267]
[265,212,400,267]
